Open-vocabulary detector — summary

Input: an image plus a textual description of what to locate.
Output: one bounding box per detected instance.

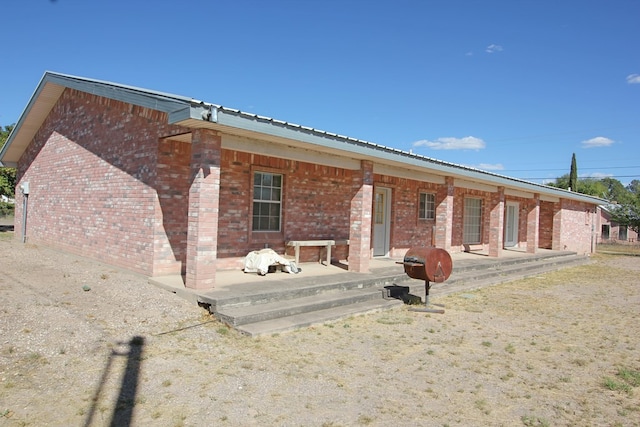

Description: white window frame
[419,192,435,220]
[463,197,483,244]
[252,171,283,232]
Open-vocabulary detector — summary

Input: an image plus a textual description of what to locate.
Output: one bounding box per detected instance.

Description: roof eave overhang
[171,107,606,206]
[3,72,605,207]
[0,71,192,167]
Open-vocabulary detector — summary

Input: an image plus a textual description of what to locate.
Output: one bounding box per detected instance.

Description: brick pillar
[488,187,504,257]
[185,129,221,289]
[434,176,453,251]
[348,160,373,273]
[552,201,563,251]
[526,195,540,253]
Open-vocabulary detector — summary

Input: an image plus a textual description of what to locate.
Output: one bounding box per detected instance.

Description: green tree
[0,124,17,199]
[628,180,640,196]
[610,200,640,234]
[547,173,570,190]
[569,153,578,192]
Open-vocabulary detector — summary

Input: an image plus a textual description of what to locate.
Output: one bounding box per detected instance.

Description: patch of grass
[375,315,414,325]
[357,414,375,425]
[481,341,492,347]
[474,399,490,415]
[603,377,632,394]
[597,243,640,255]
[505,343,516,354]
[521,415,550,426]
[617,367,640,387]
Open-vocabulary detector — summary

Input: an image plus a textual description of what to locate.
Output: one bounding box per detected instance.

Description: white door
[373,187,391,256]
[505,202,519,247]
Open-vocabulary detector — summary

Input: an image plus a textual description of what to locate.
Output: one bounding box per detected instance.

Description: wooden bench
[286,240,349,265]
[463,243,484,253]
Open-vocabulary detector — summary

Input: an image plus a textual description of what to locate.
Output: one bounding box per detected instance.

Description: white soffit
[540,194,560,203]
[455,179,498,193]
[504,188,535,199]
[373,164,445,184]
[221,134,362,170]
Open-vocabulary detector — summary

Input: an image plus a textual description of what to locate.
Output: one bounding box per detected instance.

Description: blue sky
[1,0,639,185]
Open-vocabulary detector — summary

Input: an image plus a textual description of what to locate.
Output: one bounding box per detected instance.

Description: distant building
[599,205,638,243]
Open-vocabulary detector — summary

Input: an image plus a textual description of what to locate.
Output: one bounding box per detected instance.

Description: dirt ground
[1,228,639,427]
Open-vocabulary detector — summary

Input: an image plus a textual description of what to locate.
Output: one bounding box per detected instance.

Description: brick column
[434,176,453,251]
[552,200,563,251]
[526,195,540,253]
[348,160,373,273]
[488,187,504,257]
[185,129,221,289]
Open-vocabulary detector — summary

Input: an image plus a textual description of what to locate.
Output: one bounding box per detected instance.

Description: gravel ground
[1,228,639,427]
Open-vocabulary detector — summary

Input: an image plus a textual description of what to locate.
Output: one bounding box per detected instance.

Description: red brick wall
[539,201,555,249]
[556,200,595,254]
[216,151,356,267]
[373,174,440,256]
[13,88,598,277]
[15,89,187,276]
[450,188,493,250]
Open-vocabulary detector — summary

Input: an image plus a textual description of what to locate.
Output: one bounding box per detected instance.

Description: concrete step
[404,254,591,300]
[207,251,591,337]
[203,272,407,312]
[216,287,385,327]
[235,298,404,336]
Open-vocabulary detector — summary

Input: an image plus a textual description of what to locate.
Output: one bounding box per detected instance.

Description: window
[374,191,385,224]
[252,172,282,232]
[463,197,482,244]
[619,225,628,241]
[601,224,610,240]
[419,193,435,220]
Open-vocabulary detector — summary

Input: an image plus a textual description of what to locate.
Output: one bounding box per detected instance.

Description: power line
[504,165,640,172]
[520,175,640,180]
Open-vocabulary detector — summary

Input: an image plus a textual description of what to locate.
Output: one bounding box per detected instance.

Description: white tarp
[243,248,299,275]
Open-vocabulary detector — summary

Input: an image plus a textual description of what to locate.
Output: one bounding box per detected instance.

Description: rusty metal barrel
[401,247,453,283]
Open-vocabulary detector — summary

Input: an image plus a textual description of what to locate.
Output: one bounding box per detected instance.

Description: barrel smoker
[397,246,453,314]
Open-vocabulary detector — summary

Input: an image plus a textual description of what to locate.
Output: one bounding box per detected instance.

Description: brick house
[1,72,605,289]
[598,205,638,243]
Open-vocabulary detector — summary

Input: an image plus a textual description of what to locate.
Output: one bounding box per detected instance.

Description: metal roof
[1,71,605,205]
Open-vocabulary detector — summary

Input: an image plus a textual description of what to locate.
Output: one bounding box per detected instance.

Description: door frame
[505,201,519,248]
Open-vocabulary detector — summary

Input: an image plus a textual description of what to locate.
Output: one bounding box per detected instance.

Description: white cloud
[587,172,614,179]
[485,44,503,53]
[626,74,640,84]
[413,136,486,150]
[581,136,614,148]
[475,163,504,171]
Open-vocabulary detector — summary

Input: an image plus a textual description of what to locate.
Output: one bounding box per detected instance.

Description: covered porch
[150,248,589,336]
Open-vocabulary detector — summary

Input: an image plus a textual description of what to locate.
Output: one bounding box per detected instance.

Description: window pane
[463,198,482,243]
[419,193,435,219]
[253,172,283,231]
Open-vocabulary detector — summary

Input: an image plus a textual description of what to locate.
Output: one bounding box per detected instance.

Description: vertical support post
[348,160,373,273]
[526,194,540,254]
[434,176,454,250]
[185,129,221,290]
[489,187,504,257]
